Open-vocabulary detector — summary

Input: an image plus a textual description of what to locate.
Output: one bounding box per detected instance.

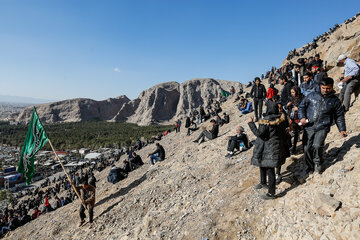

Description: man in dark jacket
[193,119,219,144]
[250,77,267,121]
[279,75,294,107]
[148,143,165,165]
[298,77,347,173]
[225,126,250,158]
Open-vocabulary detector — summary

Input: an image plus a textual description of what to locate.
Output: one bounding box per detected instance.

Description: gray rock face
[127,82,181,125]
[174,79,243,119]
[16,96,130,124]
[14,79,243,125]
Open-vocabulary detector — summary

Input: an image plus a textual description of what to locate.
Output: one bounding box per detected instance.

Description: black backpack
[107,168,127,184]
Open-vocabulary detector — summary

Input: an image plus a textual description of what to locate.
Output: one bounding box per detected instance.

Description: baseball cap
[337,54,347,62]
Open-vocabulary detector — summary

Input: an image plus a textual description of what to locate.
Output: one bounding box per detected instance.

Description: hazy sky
[0,0,358,101]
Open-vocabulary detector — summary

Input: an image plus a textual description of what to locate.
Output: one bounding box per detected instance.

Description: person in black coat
[185,116,191,128]
[223,112,230,124]
[250,77,267,122]
[279,75,294,107]
[225,126,250,158]
[248,101,286,200]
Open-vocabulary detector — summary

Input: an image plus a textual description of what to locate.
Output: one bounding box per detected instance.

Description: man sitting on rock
[193,119,219,144]
[225,126,250,158]
[237,99,253,115]
[148,143,165,165]
[187,119,198,136]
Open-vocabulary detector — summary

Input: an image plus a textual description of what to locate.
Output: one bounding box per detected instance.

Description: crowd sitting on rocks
[0,138,155,236]
[285,12,360,61]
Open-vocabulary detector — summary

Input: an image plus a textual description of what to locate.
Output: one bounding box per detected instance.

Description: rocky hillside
[282,14,360,80]
[6,80,360,240]
[5,13,360,240]
[15,95,131,124]
[14,78,243,126]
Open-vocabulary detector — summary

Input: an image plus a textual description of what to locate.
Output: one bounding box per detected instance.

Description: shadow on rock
[94,172,148,218]
[322,133,360,171]
[276,133,360,197]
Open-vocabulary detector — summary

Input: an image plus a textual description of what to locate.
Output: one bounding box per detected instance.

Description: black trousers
[187,127,198,135]
[227,136,249,151]
[253,98,263,120]
[227,140,239,152]
[260,167,275,195]
[80,204,94,223]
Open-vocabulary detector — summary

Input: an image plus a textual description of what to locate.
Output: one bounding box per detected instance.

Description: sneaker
[314,164,322,173]
[253,183,267,190]
[261,193,276,200]
[193,140,198,143]
[225,152,233,158]
[275,174,282,185]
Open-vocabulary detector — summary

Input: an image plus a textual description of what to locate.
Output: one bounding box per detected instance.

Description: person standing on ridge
[250,77,266,122]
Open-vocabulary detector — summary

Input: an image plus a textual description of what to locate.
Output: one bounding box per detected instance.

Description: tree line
[0,121,171,150]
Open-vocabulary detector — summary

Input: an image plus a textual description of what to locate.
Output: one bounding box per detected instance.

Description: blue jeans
[150,153,161,165]
[2,226,9,235]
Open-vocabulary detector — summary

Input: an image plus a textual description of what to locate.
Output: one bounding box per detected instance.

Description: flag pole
[48,139,87,209]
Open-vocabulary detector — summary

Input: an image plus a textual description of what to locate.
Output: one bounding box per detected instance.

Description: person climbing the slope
[77,178,96,227]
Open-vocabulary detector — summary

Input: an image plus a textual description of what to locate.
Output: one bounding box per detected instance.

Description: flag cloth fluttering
[18,107,49,185]
[221,89,230,98]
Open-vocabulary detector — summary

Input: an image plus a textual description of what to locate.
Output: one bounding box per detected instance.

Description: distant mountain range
[7,78,243,126]
[0,95,53,105]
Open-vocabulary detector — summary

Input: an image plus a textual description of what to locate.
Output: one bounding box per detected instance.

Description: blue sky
[0,1,358,101]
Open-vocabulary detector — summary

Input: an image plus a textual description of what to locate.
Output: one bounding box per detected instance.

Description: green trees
[0,121,171,150]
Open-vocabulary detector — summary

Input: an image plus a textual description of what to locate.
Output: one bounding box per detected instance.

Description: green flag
[221,89,229,98]
[18,107,49,185]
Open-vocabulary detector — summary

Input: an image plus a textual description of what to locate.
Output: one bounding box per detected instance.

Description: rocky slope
[15,96,131,124]
[5,82,360,240]
[5,13,360,240]
[14,78,243,126]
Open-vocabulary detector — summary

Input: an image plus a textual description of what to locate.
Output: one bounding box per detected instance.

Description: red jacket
[267,88,277,100]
